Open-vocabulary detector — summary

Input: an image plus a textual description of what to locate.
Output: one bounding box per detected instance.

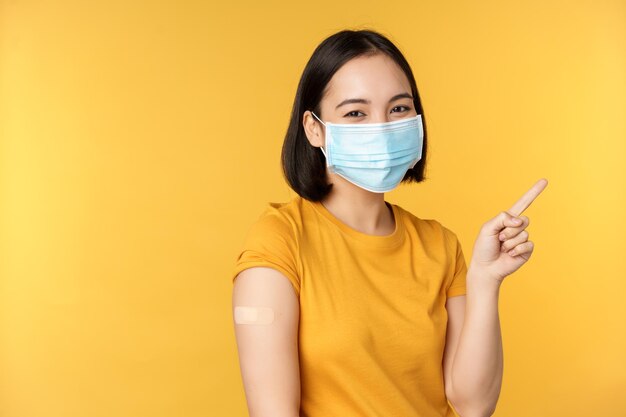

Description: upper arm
[443,294,466,407]
[232,266,301,417]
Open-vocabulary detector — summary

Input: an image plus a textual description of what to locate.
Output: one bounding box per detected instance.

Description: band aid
[234,306,275,325]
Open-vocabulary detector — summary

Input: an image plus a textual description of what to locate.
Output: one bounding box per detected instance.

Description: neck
[320,174,395,236]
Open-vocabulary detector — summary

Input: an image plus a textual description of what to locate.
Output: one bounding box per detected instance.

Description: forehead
[323,53,411,101]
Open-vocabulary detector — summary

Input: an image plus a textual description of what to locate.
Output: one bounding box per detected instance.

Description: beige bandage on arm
[234,305,275,325]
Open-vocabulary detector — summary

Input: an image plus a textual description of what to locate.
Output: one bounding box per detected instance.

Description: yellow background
[1,1,624,416]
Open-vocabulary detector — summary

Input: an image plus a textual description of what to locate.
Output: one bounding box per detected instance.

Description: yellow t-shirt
[231,195,467,417]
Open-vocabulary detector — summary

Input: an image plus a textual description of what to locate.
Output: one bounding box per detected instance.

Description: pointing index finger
[508,178,548,217]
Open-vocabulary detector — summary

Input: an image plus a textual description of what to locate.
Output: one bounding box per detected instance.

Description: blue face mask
[311,112,424,193]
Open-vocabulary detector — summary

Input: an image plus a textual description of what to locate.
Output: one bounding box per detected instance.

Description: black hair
[281,29,429,201]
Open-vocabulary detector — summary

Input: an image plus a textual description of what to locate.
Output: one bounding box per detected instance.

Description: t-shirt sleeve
[231,207,301,297]
[446,231,468,298]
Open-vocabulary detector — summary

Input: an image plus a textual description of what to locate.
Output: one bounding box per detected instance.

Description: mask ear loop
[310,111,328,157]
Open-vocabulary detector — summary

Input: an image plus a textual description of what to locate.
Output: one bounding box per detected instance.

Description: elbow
[448,392,497,417]
[452,402,497,417]
[447,382,500,417]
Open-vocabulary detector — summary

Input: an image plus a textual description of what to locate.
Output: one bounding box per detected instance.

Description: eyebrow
[335,92,413,109]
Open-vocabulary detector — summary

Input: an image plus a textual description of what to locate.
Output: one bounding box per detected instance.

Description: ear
[302,110,325,148]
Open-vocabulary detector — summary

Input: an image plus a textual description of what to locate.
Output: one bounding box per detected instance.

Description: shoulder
[393,203,460,249]
[233,197,304,296]
[242,196,305,246]
[251,196,302,232]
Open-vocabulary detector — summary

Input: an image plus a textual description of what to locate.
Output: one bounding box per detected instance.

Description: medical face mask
[311,112,424,193]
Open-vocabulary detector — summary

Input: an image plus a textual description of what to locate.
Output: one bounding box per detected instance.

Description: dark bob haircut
[281,29,429,201]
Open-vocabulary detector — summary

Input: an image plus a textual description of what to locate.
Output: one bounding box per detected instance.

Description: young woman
[231,29,547,417]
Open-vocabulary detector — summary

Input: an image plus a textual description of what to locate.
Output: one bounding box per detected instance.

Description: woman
[231,29,547,417]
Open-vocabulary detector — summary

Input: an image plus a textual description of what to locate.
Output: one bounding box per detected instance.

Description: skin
[234,50,548,417]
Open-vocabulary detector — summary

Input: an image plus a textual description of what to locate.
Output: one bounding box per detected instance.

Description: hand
[469,178,548,284]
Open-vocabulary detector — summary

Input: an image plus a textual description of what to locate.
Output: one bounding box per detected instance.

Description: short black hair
[281,29,429,201]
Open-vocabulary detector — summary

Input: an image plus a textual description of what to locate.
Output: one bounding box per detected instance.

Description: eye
[344,110,365,118]
[391,105,411,113]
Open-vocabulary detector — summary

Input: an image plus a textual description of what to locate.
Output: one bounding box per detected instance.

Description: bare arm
[446,180,548,415]
[442,294,466,412]
[445,271,503,417]
[232,266,301,417]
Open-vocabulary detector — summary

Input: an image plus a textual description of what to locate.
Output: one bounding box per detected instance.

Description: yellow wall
[1,1,624,415]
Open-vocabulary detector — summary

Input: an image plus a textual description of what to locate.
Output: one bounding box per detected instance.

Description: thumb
[481,211,523,236]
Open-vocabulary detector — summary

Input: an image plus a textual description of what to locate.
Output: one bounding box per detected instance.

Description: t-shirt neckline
[305,197,405,249]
